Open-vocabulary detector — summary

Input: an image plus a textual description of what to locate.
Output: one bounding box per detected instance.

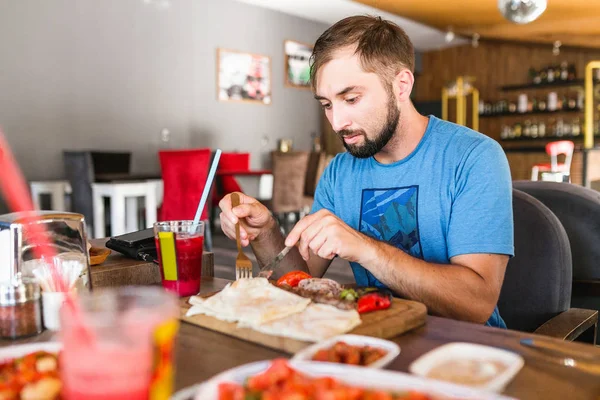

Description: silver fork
[231,193,253,280]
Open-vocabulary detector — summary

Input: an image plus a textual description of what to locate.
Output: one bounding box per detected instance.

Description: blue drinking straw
[193,149,221,227]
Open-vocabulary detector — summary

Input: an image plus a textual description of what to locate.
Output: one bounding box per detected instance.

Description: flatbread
[186,278,311,327]
[247,303,362,342]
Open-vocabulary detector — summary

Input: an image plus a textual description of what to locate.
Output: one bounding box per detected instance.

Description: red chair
[210,152,250,231]
[531,140,574,182]
[158,148,213,250]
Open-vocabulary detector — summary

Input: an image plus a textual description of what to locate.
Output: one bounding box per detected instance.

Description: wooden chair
[266,151,309,233]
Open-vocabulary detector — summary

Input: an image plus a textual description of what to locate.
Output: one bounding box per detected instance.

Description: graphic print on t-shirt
[359,186,423,259]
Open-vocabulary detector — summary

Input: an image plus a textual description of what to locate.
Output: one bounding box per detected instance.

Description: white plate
[409,342,525,393]
[0,342,61,362]
[291,334,400,368]
[183,360,516,400]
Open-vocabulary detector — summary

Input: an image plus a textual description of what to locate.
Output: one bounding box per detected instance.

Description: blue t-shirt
[311,116,514,328]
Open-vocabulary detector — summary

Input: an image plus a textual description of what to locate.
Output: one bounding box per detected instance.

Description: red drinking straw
[0,127,66,291]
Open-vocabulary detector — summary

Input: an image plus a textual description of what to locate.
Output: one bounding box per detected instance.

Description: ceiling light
[498,0,547,24]
[445,29,455,43]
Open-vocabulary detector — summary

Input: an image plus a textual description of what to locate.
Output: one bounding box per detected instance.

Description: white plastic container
[42,292,66,331]
[408,342,524,393]
[292,334,400,369]
[178,360,516,400]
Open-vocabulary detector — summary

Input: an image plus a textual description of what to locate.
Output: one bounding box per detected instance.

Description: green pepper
[340,288,358,301]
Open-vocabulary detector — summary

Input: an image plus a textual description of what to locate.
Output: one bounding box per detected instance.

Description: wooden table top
[171,278,600,400]
[2,277,600,398]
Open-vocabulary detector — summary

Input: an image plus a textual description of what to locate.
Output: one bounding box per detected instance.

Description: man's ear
[392,69,414,103]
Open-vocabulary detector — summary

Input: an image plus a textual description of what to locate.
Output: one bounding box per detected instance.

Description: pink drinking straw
[0,127,66,292]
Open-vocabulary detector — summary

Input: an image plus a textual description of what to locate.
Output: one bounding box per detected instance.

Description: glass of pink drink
[60,287,179,400]
[154,220,204,297]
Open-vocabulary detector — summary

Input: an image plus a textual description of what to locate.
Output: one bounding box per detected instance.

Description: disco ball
[498,0,547,24]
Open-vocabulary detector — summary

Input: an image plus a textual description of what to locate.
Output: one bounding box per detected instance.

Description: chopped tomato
[277,271,312,288]
[312,376,339,392]
[316,387,364,400]
[247,358,294,391]
[363,391,394,400]
[402,392,433,400]
[217,382,245,400]
[237,359,434,400]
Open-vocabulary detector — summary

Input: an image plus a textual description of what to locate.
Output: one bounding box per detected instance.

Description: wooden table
[3,258,600,398]
[172,278,600,400]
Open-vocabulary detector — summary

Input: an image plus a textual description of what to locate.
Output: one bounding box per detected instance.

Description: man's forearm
[360,237,498,324]
[249,218,309,275]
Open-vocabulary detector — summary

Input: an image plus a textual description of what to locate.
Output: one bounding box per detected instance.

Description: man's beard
[338,97,400,159]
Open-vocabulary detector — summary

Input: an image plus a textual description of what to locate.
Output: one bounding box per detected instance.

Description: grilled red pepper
[276,271,312,288]
[357,292,391,313]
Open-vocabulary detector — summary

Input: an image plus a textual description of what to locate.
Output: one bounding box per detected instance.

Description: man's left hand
[284,209,369,263]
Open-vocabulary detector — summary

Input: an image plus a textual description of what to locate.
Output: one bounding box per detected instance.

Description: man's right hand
[219,192,274,247]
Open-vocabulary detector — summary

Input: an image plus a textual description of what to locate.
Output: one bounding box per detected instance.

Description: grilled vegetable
[357,292,392,314]
[276,271,312,288]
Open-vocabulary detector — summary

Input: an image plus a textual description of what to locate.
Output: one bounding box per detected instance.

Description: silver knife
[258,246,292,279]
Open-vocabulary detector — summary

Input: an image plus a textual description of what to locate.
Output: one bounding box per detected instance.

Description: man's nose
[330,109,351,132]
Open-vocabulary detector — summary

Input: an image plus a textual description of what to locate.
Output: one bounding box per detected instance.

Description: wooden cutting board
[179,293,427,354]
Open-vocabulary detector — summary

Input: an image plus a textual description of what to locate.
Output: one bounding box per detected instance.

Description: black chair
[90,151,131,176]
[497,189,597,341]
[63,151,133,236]
[513,181,600,336]
[63,151,95,232]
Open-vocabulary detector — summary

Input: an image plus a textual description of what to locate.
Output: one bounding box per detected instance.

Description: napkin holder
[0,211,92,291]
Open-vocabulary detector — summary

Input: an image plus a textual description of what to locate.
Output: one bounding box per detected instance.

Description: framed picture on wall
[284,40,313,89]
[217,48,272,105]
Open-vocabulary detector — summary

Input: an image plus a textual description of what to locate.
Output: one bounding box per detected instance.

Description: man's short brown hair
[310,15,415,92]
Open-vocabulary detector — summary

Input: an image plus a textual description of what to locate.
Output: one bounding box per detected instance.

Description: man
[219,16,513,328]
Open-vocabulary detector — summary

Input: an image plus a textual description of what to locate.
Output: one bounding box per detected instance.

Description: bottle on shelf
[531,120,539,138]
[560,62,569,81]
[538,99,547,111]
[563,119,572,136]
[553,65,561,82]
[518,94,528,114]
[572,118,581,136]
[547,66,555,83]
[557,95,564,110]
[508,101,517,113]
[548,92,558,111]
[529,67,541,85]
[514,123,522,138]
[577,91,584,110]
[568,64,576,81]
[539,121,546,137]
[523,120,532,137]
[567,94,577,110]
[555,118,564,137]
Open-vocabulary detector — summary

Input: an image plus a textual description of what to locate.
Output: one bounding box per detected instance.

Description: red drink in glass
[154,221,205,297]
[60,287,179,400]
[155,234,204,296]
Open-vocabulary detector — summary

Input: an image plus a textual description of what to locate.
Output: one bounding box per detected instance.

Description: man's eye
[321,103,332,110]
[346,97,358,104]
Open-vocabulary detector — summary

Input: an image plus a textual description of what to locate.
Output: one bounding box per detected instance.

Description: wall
[414,41,600,142]
[0,0,328,181]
